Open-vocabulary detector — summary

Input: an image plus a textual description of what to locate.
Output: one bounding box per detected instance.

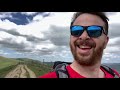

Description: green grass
[0,56,19,69]
[0,64,18,78]
[0,56,20,78]
[24,60,53,77]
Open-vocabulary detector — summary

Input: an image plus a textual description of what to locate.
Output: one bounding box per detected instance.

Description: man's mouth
[75,39,96,55]
[77,45,92,55]
[77,45,92,49]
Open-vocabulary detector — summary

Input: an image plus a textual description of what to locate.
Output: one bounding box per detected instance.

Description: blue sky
[0,12,120,63]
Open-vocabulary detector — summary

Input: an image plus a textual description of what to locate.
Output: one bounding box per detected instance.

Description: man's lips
[77,45,92,49]
[76,45,92,55]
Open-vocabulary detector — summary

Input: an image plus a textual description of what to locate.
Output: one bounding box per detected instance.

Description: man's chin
[78,56,91,62]
[78,51,93,58]
[75,54,94,65]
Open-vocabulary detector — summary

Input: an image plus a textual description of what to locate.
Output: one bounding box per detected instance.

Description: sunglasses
[70,25,107,38]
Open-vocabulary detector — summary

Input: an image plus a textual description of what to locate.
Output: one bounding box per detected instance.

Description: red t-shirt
[39,65,115,78]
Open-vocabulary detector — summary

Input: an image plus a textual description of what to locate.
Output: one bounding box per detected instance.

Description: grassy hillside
[0,64,18,78]
[0,56,20,77]
[0,56,19,69]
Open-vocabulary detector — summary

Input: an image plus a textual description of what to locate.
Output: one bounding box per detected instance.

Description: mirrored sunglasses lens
[87,26,102,37]
[88,30,102,37]
[71,26,83,31]
[71,26,84,36]
[88,26,102,31]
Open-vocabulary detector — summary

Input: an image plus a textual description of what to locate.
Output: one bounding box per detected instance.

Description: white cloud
[0,19,17,30]
[0,12,74,37]
[33,15,43,21]
[42,12,74,27]
[14,12,74,39]
[21,12,37,16]
[109,12,120,24]
[17,24,45,39]
[0,31,32,48]
[108,37,120,45]
[104,46,120,53]
[15,36,27,44]
[35,43,55,50]
[0,12,14,18]
[0,31,15,40]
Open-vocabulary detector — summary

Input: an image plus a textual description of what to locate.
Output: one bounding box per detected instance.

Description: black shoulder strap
[53,61,71,78]
[101,65,120,78]
[56,64,70,78]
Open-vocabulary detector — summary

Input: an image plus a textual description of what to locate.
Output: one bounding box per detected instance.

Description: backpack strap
[101,65,120,78]
[53,61,70,78]
[55,63,70,78]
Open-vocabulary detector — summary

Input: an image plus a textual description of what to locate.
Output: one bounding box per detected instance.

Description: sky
[0,12,120,63]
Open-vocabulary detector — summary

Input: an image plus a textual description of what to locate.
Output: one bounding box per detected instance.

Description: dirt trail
[20,65,27,78]
[5,64,37,78]
[24,65,36,78]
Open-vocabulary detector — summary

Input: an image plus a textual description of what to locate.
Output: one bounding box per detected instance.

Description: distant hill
[0,56,20,77]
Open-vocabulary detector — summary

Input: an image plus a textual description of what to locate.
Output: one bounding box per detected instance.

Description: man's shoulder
[39,71,57,78]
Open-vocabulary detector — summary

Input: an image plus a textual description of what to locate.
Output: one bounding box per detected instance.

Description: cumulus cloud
[0,31,33,51]
[0,12,74,61]
[108,24,120,38]
[44,25,70,46]
[0,12,15,18]
[21,12,38,16]
[108,12,120,24]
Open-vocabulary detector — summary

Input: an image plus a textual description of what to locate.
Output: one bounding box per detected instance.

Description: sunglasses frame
[70,25,107,38]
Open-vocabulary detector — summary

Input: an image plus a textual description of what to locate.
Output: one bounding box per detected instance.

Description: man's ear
[104,36,109,49]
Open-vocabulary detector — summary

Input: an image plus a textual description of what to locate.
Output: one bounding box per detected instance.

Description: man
[39,12,120,78]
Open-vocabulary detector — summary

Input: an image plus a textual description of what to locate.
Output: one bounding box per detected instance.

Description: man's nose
[78,30,90,40]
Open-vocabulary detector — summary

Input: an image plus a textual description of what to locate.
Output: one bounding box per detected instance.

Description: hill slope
[0,56,20,77]
[0,56,19,69]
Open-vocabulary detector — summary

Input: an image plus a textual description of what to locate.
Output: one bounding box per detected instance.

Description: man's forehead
[73,13,105,26]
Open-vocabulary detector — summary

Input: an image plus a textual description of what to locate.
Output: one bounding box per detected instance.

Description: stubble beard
[70,39,105,66]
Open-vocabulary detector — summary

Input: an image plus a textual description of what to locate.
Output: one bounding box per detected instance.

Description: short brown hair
[71,12,109,35]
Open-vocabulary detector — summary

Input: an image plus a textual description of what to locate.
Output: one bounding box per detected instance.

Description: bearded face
[70,38,106,66]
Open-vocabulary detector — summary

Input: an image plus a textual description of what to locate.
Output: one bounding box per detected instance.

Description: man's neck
[70,60,105,78]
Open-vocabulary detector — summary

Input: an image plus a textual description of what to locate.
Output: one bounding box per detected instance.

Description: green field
[0,56,20,77]
[0,56,20,69]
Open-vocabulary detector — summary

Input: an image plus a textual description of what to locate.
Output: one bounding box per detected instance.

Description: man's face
[70,13,109,66]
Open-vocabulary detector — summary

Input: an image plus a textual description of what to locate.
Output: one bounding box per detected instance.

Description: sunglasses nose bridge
[78,30,90,39]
